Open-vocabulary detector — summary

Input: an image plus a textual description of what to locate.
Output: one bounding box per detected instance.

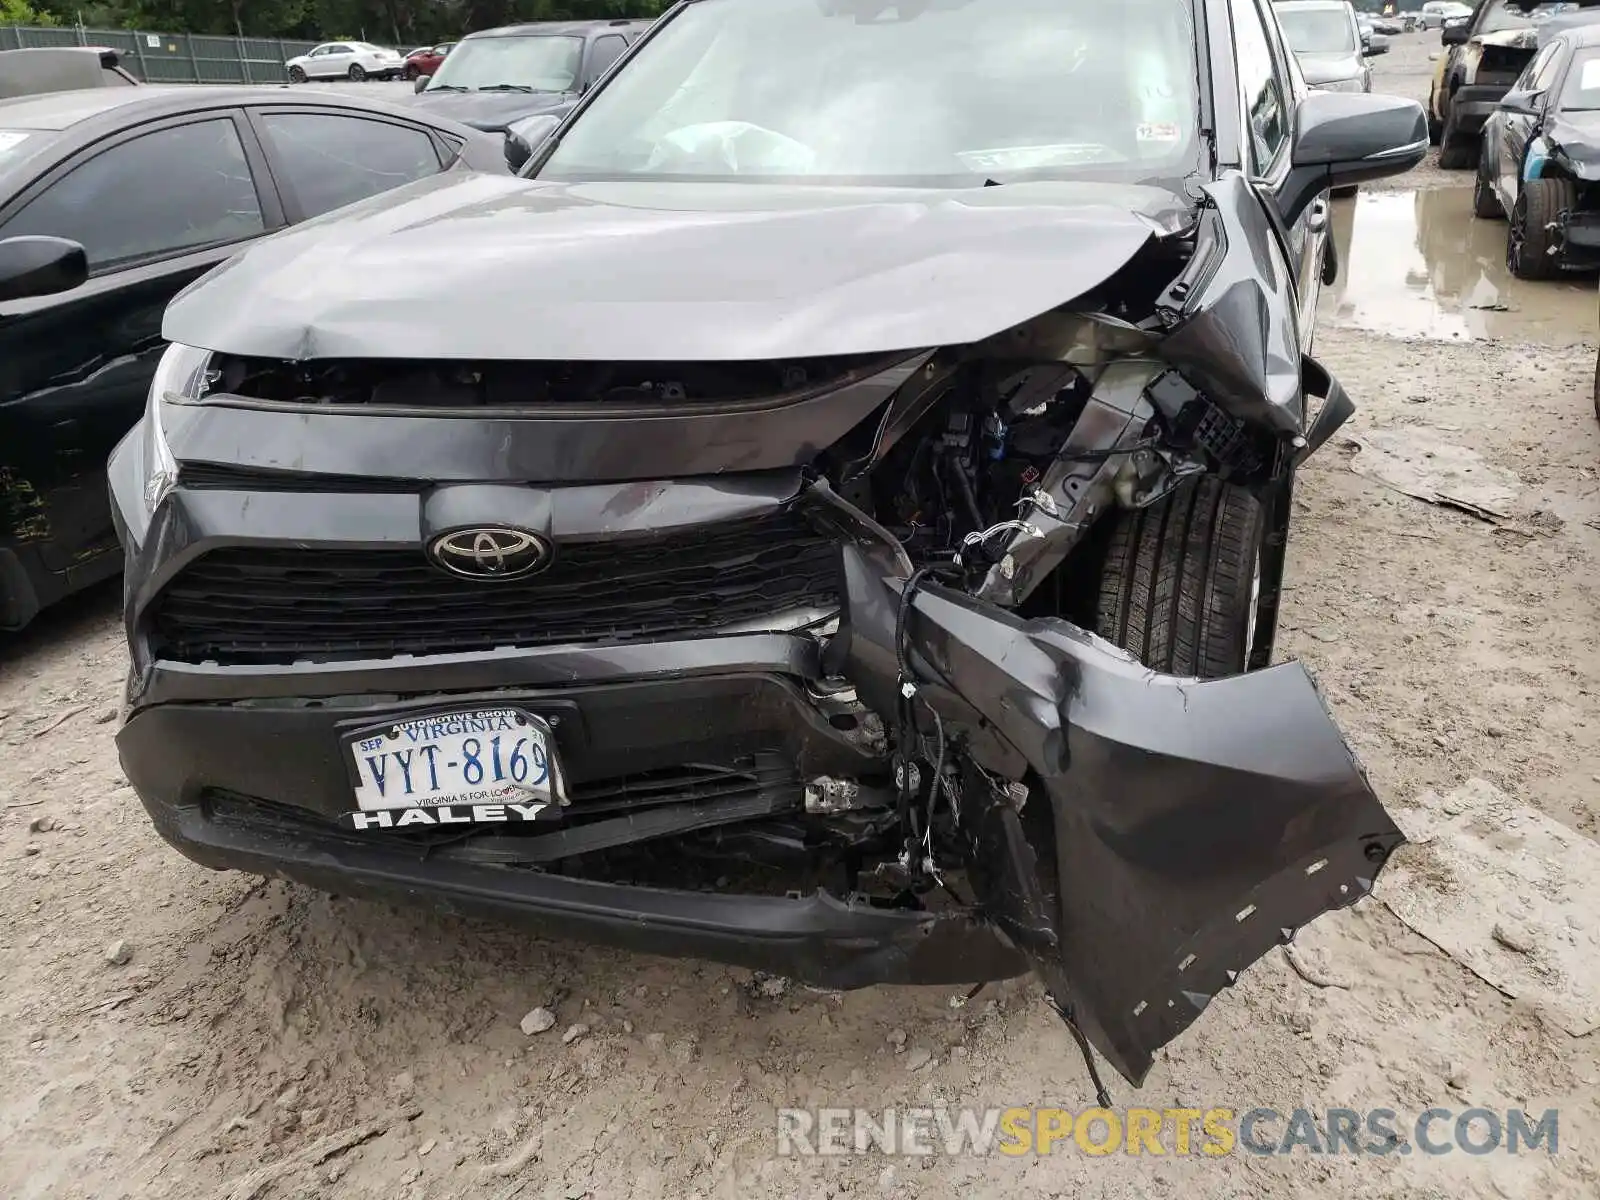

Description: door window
[1531,45,1566,94]
[588,35,628,83]
[0,118,264,271]
[1232,0,1289,172]
[259,112,442,219]
[1513,44,1553,91]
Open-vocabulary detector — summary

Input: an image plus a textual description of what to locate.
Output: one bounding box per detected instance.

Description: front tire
[403,64,418,80]
[1092,477,1266,679]
[1438,104,1475,169]
[1473,143,1504,219]
[287,65,306,84]
[348,63,366,81]
[1592,347,1600,425]
[1507,176,1574,280]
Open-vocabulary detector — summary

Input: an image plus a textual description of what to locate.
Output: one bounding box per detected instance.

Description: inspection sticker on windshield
[0,131,32,155]
[1137,122,1182,144]
[340,707,566,830]
[1582,58,1600,91]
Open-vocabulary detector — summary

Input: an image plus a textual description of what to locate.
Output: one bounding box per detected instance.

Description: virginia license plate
[340,707,565,830]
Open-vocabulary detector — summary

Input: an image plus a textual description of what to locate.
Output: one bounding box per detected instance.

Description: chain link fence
[1,24,327,84]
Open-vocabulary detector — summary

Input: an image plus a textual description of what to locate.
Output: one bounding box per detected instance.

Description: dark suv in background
[409,19,650,166]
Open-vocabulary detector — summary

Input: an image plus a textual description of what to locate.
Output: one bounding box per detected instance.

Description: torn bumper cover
[831,538,1403,1086]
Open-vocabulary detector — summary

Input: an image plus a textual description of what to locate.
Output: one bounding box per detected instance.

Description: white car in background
[1419,1,1474,29]
[285,42,405,83]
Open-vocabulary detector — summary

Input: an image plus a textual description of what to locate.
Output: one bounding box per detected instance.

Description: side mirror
[1280,91,1428,224]
[413,72,432,94]
[505,113,561,171]
[1442,21,1469,46]
[1500,88,1543,113]
[0,236,87,303]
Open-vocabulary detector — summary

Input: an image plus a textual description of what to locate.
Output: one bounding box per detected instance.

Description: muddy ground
[3,31,1599,1200]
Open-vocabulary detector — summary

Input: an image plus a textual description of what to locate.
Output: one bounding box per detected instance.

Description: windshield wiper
[424,84,468,92]
[478,83,536,92]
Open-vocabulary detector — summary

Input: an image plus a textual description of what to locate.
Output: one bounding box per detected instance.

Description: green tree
[1,0,58,25]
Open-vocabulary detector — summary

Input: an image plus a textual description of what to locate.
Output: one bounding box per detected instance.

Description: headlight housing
[141,342,213,512]
[1314,77,1367,94]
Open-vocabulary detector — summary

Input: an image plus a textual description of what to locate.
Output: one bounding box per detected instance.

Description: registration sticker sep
[340,707,567,830]
[1136,122,1183,145]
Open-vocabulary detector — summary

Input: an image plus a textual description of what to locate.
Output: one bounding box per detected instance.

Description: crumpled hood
[1546,112,1600,175]
[163,173,1193,362]
[1298,52,1365,85]
[408,89,573,132]
[1475,27,1540,50]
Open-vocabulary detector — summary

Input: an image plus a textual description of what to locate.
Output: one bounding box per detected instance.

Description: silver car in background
[1273,0,1373,195]
[1274,0,1373,94]
[1420,1,1475,29]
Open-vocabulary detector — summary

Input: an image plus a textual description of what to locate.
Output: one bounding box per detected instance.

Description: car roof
[1552,22,1600,46]
[463,19,651,40]
[0,84,440,132]
[0,84,494,194]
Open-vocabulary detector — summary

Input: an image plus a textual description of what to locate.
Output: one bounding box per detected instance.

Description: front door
[0,114,278,584]
[1499,42,1566,207]
[320,44,357,77]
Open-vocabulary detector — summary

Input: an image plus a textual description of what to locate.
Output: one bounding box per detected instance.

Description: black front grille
[149,513,839,665]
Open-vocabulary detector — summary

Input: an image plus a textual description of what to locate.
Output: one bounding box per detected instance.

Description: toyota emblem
[427,527,552,581]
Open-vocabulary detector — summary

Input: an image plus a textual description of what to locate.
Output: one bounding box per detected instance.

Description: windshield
[1276,8,1359,53]
[423,34,582,93]
[538,0,1200,188]
[1561,45,1600,106]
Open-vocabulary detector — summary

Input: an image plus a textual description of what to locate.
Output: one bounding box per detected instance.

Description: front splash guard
[832,543,1404,1086]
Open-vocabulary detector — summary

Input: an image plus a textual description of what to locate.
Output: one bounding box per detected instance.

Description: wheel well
[1539,159,1577,186]
[1019,507,1116,628]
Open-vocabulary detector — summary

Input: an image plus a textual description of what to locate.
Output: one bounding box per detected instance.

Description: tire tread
[1094,478,1263,678]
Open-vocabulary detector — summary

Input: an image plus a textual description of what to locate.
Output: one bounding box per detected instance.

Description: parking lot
[2,27,1599,1200]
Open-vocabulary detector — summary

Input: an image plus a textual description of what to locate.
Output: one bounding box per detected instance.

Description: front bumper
[112,439,1401,1083]
[1560,209,1600,262]
[141,776,1028,989]
[1450,85,1512,132]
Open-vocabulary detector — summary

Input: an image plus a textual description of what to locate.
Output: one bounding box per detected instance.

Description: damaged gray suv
[108,0,1427,1090]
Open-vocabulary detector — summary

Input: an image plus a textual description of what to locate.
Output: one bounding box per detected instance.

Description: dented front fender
[832,542,1404,1085]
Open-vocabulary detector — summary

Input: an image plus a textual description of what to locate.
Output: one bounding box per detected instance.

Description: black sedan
[0,86,505,632]
[1474,22,1600,278]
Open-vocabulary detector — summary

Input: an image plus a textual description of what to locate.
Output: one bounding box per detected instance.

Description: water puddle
[1323,186,1596,346]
